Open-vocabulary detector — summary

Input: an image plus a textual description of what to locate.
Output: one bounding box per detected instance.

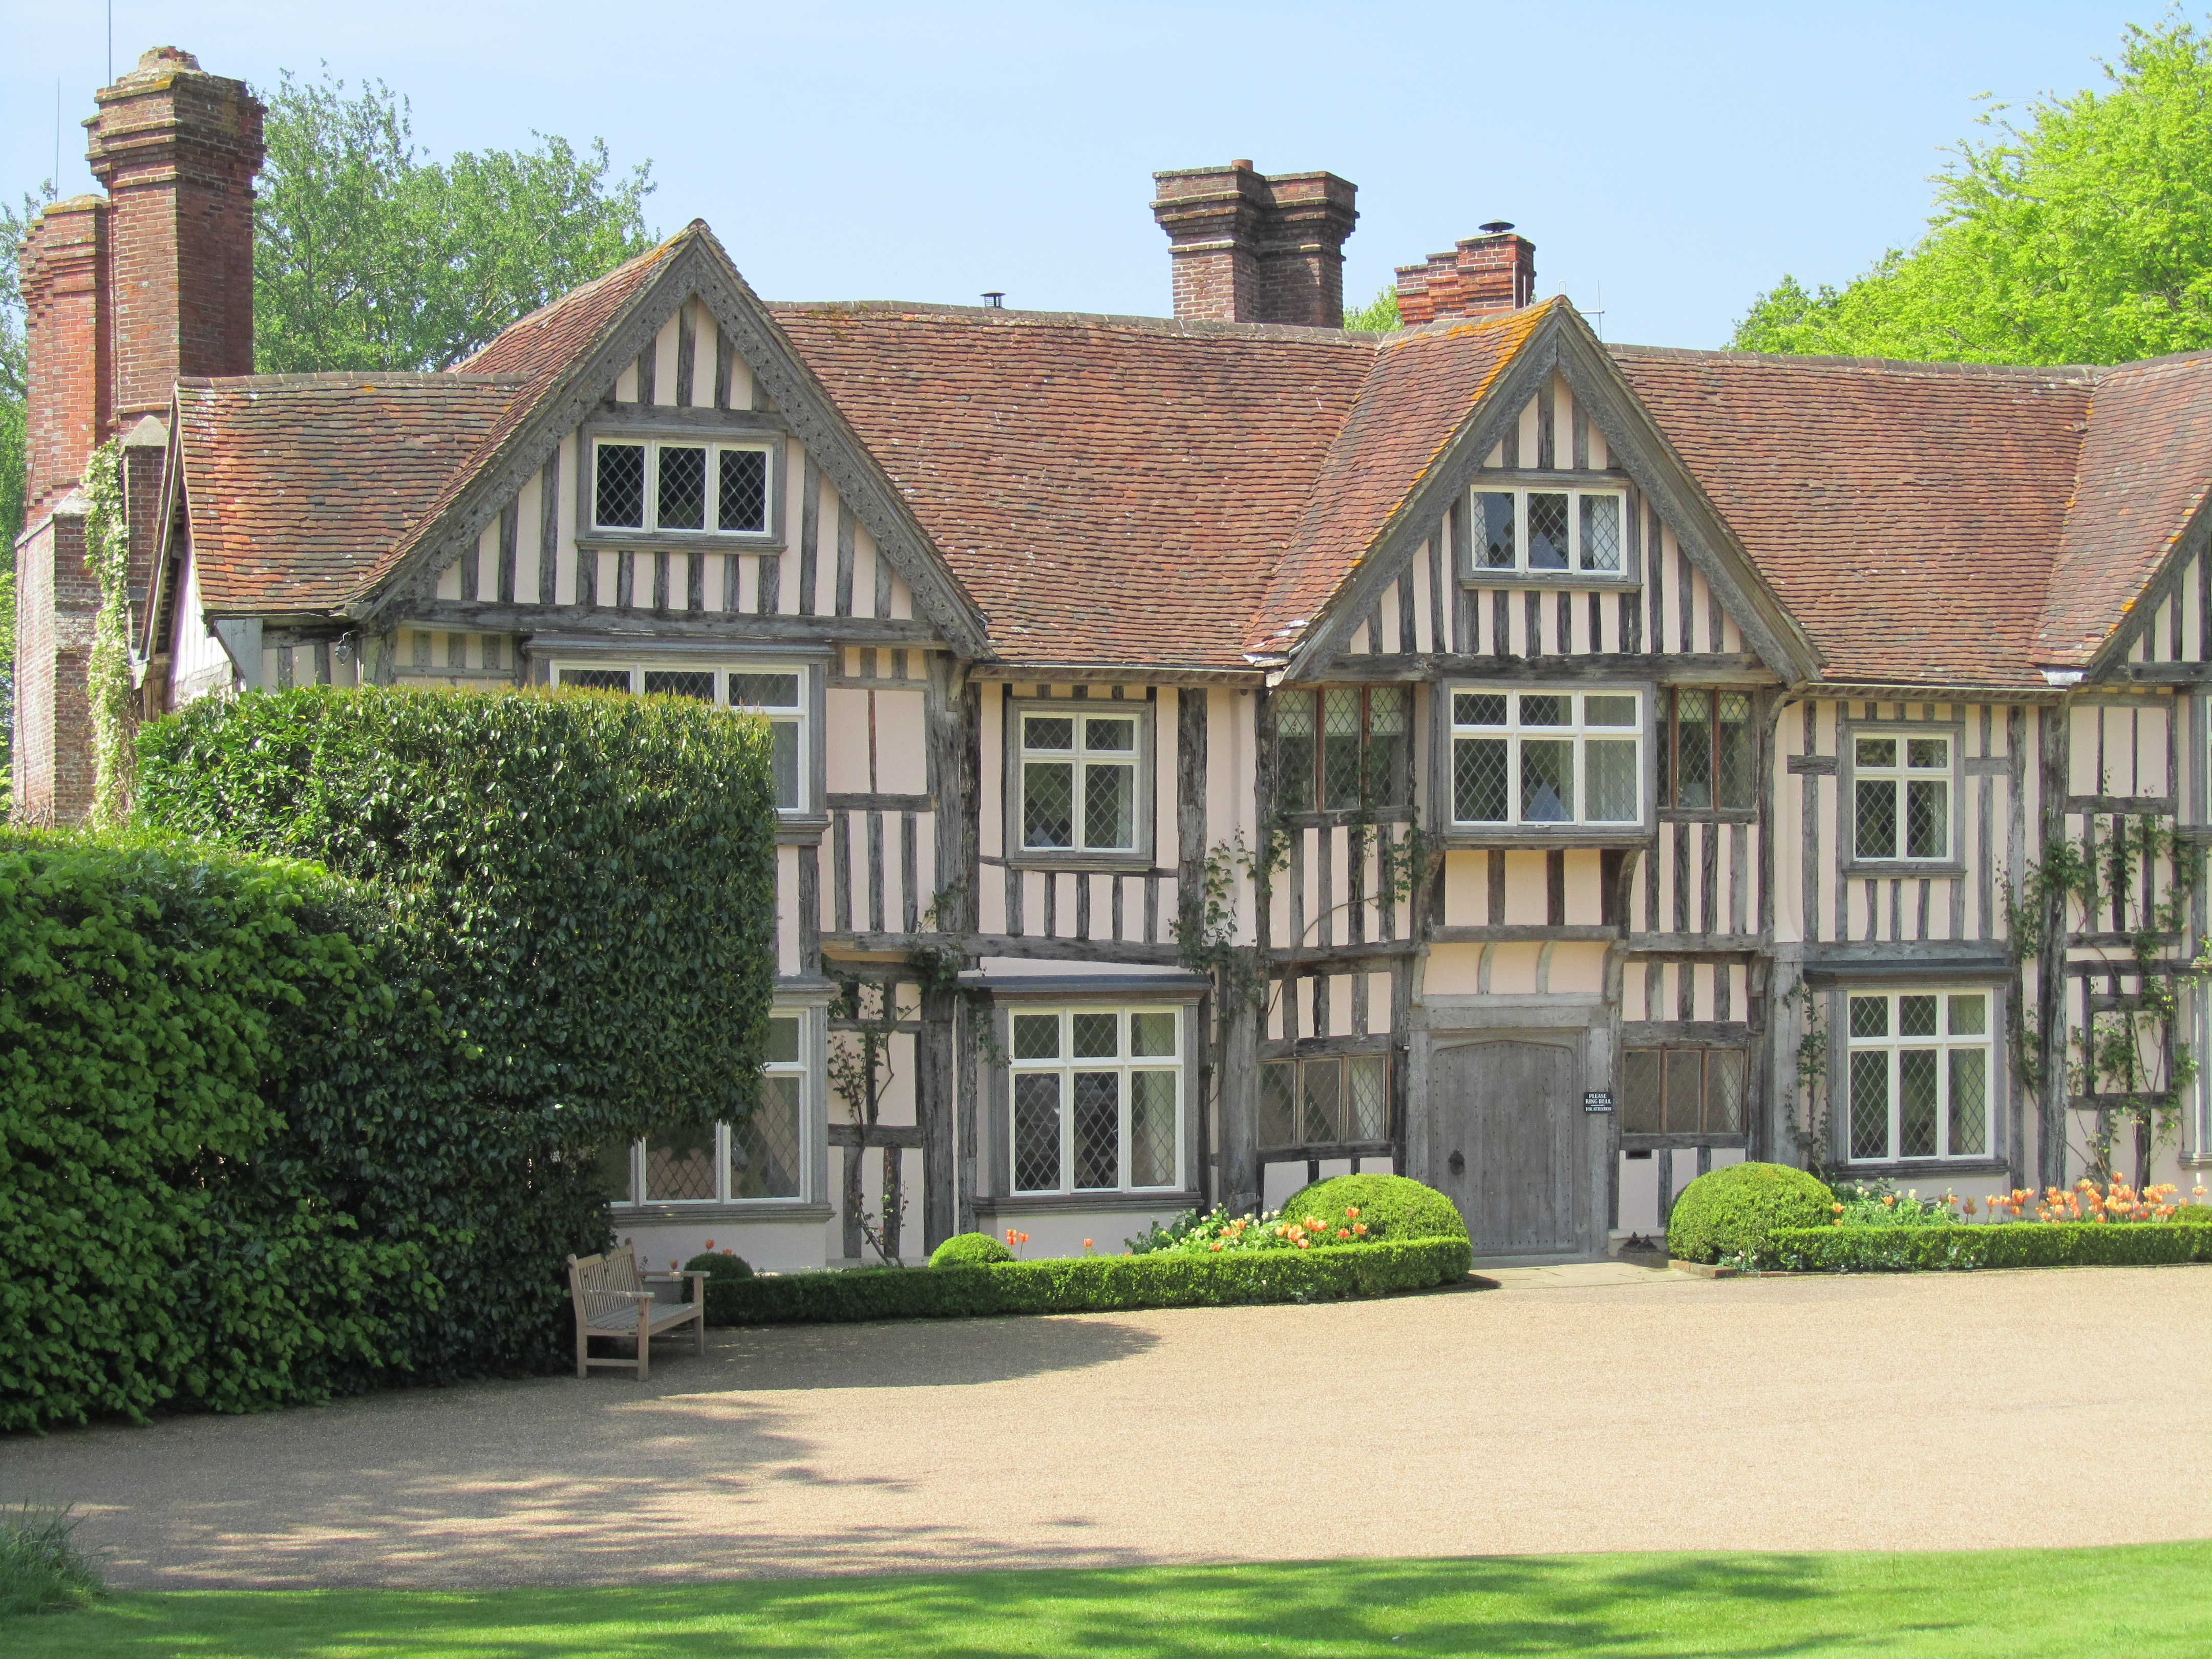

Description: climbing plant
[827,974,909,1265]
[79,439,135,826]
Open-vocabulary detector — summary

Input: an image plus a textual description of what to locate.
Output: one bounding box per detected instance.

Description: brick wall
[1395,229,1537,325]
[1153,162,1357,327]
[12,511,98,825]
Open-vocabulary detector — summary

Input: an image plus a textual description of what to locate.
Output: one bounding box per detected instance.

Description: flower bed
[1770,1222,2212,1273]
[703,1237,1473,1327]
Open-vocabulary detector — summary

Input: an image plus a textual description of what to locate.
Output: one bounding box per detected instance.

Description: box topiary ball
[929,1231,1016,1267]
[684,1249,754,1280]
[1271,1173,1467,1241]
[1666,1162,1834,1264]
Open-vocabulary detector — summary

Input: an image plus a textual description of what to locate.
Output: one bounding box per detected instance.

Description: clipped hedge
[1668,1162,1835,1263]
[1272,1174,1467,1241]
[707,1237,1474,1326]
[929,1231,1016,1266]
[1772,1223,2212,1273]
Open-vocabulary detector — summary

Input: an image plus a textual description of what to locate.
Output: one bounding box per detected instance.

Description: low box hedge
[1771,1222,2212,1273]
[706,1237,1474,1327]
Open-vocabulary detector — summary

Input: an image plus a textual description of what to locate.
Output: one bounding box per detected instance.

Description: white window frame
[589,436,777,537]
[1467,485,1628,576]
[1012,702,1151,861]
[1448,683,1648,832]
[547,658,813,815]
[613,1006,819,1206]
[1842,988,1995,1164]
[1844,723,1960,870]
[1007,1007,1184,1195]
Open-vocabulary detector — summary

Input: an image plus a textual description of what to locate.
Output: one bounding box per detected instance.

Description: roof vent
[1478,220,1514,234]
[981,291,1005,308]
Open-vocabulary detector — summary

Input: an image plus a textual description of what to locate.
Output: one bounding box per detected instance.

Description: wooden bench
[567,1246,707,1379]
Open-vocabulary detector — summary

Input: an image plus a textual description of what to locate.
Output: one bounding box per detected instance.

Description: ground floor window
[1621,1047,1745,1134]
[1259,1053,1389,1148]
[606,1010,812,1204]
[1009,1007,1182,1193]
[1845,990,1991,1161]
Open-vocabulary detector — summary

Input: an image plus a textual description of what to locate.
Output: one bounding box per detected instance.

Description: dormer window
[1470,487,1624,575]
[592,438,773,535]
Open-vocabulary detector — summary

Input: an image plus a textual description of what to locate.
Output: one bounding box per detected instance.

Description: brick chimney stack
[1395,224,1537,325]
[18,197,111,526]
[1153,161,1358,328]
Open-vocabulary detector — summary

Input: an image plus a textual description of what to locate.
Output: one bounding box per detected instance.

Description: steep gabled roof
[172,372,529,615]
[1614,347,2095,688]
[773,303,1374,671]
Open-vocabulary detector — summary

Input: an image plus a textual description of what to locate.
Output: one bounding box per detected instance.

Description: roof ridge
[1608,341,2102,380]
[765,300,1381,347]
[178,372,530,391]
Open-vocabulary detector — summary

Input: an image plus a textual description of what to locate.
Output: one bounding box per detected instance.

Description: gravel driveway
[6,1264,2208,1586]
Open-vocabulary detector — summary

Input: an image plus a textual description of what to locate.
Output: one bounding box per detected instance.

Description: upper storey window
[1451,687,1645,828]
[1657,690,1756,812]
[1018,706,1145,857]
[1275,686,1409,813]
[550,661,808,812]
[593,438,773,535]
[1853,731,1951,862]
[1471,487,1625,575]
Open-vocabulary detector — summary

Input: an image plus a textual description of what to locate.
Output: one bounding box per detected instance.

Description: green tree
[1732,15,2212,364]
[255,68,656,372]
[1341,284,1401,332]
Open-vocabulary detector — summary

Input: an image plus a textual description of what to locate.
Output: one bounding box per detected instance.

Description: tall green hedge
[0,833,440,1428]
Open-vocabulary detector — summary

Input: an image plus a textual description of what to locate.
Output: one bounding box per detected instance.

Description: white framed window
[549,661,807,811]
[591,437,774,536]
[1470,486,1625,575]
[1845,990,1992,1162]
[1851,730,1952,862]
[610,1010,813,1204]
[1450,686,1645,827]
[1017,706,1144,855]
[1008,1007,1182,1193]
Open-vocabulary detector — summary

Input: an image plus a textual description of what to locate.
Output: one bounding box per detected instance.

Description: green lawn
[12,1543,2209,1657]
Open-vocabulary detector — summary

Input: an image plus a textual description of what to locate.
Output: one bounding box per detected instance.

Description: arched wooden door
[1431,1037,1590,1257]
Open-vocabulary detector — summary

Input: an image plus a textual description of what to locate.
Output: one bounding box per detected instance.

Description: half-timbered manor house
[20,49,2212,1265]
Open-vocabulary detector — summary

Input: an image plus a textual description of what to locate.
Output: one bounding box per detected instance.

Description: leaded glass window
[553,662,809,811]
[1462,486,1628,574]
[1843,989,1993,1162]
[1019,709,1142,854]
[1273,685,1409,813]
[1657,689,1756,813]
[612,1009,815,1205]
[1255,1054,1390,1148]
[1450,687,1644,828]
[591,438,776,534]
[1007,1008,1183,1193]
[1620,1047,1746,1134]
[1853,731,1952,861]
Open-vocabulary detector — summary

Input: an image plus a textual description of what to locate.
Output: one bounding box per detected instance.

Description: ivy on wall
[78,439,135,826]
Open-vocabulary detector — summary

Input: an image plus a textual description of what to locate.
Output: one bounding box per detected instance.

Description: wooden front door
[1431,1037,1589,1257]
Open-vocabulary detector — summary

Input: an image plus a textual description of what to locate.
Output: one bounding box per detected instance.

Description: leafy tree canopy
[1341,284,1402,333]
[1732,14,2212,365]
[256,67,657,372]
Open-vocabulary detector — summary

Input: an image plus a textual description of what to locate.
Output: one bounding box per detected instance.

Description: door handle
[1448,1150,1465,1175]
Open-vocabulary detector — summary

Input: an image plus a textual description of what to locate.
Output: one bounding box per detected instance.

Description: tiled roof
[772,303,1376,669]
[174,373,527,615]
[1613,347,2095,688]
[1249,304,1549,651]
[2033,352,2212,667]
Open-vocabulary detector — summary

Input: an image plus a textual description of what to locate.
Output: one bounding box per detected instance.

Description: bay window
[1450,686,1645,829]
[1845,990,1992,1162]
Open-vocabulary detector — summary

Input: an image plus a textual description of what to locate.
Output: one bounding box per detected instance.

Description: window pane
[1850,1051,1890,1160]
[1899,1050,1939,1157]
[1521,693,1569,727]
[657,445,708,530]
[1856,779,1897,858]
[1476,491,1516,567]
[1856,736,1897,768]
[1580,493,1622,571]
[718,448,769,532]
[769,722,800,811]
[1024,715,1074,752]
[595,443,645,528]
[1906,737,1948,770]
[1130,1011,1176,1057]
[1024,760,1075,847]
[1367,687,1409,807]
[1454,738,1509,821]
[1949,1049,1988,1156]
[1947,994,1987,1036]
[1663,1050,1704,1132]
[1906,779,1948,859]
[1849,996,1889,1038]
[735,1074,803,1198]
[1276,690,1316,812]
[1130,1071,1178,1187]
[1013,1074,1063,1191]
[1083,761,1136,849]
[764,1015,801,1065]
[644,669,715,701]
[1585,739,1639,822]
[1456,692,1507,727]
[644,1121,717,1202]
[1322,687,1364,809]
[562,667,631,691]
[1085,716,1136,753]
[1621,1049,1661,1132]
[1072,1072,1120,1189]
[1072,1011,1119,1059]
[1675,690,1713,809]
[1585,694,1637,726]
[1899,996,1937,1037]
[1012,1013,1060,1060]
[729,672,800,708]
[1718,692,1755,810]
[1259,1061,1297,1147]
[1707,1049,1746,1133]
[1348,1055,1388,1140]
[1527,492,1569,568]
[1521,739,1574,822]
[1300,1057,1344,1143]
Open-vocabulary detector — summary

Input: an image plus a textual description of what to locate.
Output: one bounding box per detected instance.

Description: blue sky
[0,1,2163,347]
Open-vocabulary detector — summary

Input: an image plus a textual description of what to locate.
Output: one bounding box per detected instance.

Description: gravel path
[6,1264,2208,1587]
